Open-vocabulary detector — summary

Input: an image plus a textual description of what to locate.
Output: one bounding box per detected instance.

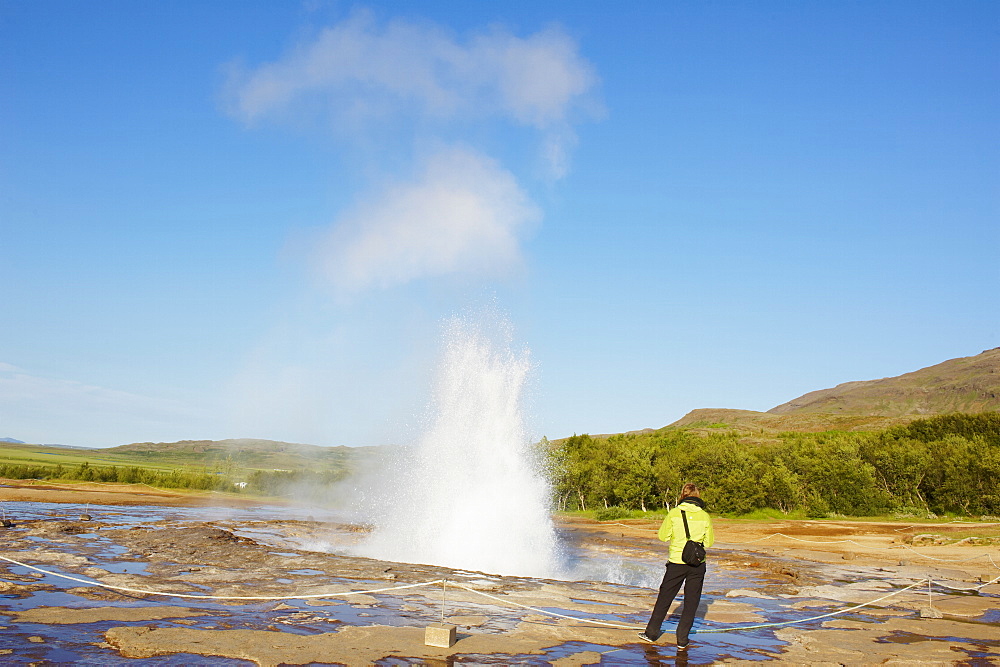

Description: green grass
[0,441,364,480]
[0,440,373,497]
[722,508,812,521]
[558,508,668,522]
[0,442,244,492]
[681,421,734,429]
[0,443,205,473]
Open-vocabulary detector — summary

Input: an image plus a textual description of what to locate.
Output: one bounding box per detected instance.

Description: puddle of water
[542,640,624,659]
[7,617,254,665]
[537,605,639,625]
[876,629,1000,663]
[877,630,933,645]
[0,579,84,611]
[978,608,1000,623]
[0,500,318,526]
[569,597,619,606]
[288,569,324,575]
[96,560,150,575]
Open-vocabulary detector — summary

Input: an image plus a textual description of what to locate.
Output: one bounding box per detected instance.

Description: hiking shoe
[677,641,689,650]
[637,632,658,643]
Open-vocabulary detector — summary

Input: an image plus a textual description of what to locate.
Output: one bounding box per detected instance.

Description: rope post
[441,579,447,624]
[920,576,942,618]
[425,579,457,648]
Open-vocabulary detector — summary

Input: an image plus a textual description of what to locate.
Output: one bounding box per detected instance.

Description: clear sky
[2,1,998,448]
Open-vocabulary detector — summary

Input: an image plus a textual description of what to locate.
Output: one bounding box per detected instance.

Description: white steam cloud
[314,146,540,294]
[224,10,598,294]
[226,9,597,176]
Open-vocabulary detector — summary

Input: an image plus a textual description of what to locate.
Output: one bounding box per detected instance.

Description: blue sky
[2,1,997,448]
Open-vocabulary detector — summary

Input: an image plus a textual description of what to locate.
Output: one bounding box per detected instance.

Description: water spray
[355,313,559,578]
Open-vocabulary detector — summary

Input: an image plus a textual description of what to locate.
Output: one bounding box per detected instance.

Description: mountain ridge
[107,438,359,455]
[665,347,1000,433]
[101,438,386,472]
[768,347,1000,417]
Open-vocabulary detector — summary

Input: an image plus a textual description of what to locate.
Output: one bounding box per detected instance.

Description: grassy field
[0,442,188,473]
[0,440,381,476]
[0,440,385,495]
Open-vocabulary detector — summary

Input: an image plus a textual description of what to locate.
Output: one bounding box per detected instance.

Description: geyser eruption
[356,315,559,577]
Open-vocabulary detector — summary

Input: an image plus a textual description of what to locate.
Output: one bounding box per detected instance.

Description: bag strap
[681,509,704,543]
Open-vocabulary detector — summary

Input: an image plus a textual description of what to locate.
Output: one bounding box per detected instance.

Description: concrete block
[425,622,457,648]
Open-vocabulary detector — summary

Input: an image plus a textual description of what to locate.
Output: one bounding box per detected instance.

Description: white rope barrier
[0,553,444,600]
[605,525,1000,563]
[1,551,997,635]
[449,582,640,630]
[722,532,1000,552]
[894,520,1000,532]
[897,544,1000,568]
[719,533,859,545]
[928,573,1000,592]
[697,580,926,633]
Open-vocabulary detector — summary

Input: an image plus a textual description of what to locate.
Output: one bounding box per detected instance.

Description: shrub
[595,506,631,521]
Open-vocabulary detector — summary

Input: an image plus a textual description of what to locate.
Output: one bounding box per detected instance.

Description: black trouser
[644,561,706,644]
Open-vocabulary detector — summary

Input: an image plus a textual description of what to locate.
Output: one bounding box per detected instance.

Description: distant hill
[0,437,390,489]
[110,438,338,455]
[661,347,1000,435]
[0,437,25,444]
[105,438,386,472]
[666,408,913,435]
[768,347,1000,417]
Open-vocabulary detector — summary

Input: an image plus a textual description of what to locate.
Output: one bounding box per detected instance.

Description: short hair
[678,483,700,501]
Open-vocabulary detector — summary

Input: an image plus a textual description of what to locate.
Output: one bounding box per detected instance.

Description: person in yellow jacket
[638,483,715,649]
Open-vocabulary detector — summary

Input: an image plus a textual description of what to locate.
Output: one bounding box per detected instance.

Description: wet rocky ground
[0,500,998,665]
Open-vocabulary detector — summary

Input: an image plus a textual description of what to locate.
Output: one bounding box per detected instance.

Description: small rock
[842,552,855,561]
[28,636,44,643]
[919,607,943,619]
[725,588,776,599]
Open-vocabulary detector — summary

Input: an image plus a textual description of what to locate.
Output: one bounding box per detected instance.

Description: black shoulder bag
[680,510,706,566]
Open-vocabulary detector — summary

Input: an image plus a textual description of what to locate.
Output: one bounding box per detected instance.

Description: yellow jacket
[658,499,715,564]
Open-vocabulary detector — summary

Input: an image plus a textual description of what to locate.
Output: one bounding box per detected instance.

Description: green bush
[594,506,631,521]
[0,461,234,492]
[547,412,1000,518]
